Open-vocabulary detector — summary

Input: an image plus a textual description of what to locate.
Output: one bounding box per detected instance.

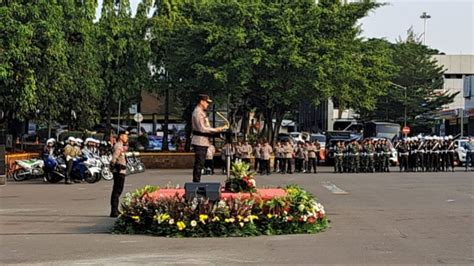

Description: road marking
[321,181,349,195]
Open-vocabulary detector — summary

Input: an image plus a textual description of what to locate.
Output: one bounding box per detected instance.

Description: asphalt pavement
[0,167,473,265]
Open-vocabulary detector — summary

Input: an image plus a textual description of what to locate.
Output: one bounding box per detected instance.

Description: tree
[366,29,457,133]
[56,0,103,130]
[97,0,151,133]
[1,1,69,137]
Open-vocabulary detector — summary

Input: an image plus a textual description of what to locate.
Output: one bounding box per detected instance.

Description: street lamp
[390,82,408,128]
[420,12,431,45]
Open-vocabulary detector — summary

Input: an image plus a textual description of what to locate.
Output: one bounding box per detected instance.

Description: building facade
[433,55,474,136]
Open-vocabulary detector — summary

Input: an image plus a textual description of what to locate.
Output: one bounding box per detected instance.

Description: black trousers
[307,158,317,173]
[281,158,292,173]
[65,160,73,181]
[110,172,126,214]
[193,145,208,182]
[260,160,270,175]
[242,158,251,165]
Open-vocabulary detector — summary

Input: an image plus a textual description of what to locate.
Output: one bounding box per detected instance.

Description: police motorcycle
[131,152,146,173]
[11,158,45,181]
[53,138,101,183]
[94,141,113,180]
[125,152,137,175]
[80,138,104,183]
[42,139,66,183]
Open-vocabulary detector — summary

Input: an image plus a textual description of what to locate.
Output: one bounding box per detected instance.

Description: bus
[363,121,400,140]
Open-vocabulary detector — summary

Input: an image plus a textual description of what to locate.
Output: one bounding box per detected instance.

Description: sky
[96,0,474,55]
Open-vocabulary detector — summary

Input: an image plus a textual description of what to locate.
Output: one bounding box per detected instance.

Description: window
[444,74,464,79]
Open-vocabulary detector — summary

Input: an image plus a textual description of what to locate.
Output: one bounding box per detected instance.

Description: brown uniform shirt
[260,144,273,160]
[64,144,81,161]
[307,144,317,158]
[191,106,218,147]
[240,144,252,159]
[111,141,127,174]
[284,143,293,159]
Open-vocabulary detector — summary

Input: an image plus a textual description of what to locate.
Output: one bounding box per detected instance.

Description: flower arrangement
[224,161,257,193]
[113,184,329,237]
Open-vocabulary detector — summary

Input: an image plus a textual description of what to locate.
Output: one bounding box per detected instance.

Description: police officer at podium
[191,94,226,182]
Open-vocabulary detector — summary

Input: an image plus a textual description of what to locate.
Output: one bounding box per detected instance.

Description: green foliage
[362,29,457,133]
[113,184,328,237]
[97,0,152,126]
[225,161,256,193]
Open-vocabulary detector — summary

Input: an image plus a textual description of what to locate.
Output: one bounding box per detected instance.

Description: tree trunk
[162,86,169,151]
[183,102,194,152]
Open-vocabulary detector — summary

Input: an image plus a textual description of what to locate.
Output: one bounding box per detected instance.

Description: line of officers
[332,139,393,173]
[211,139,323,175]
[394,136,457,172]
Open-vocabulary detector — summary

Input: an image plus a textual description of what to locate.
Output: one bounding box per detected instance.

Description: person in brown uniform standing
[191,94,226,183]
[260,139,273,175]
[110,131,128,217]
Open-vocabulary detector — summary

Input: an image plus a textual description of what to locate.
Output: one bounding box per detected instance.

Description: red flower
[287,216,293,222]
[307,217,316,224]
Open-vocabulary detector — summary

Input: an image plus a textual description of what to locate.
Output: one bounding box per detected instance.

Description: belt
[192,131,213,137]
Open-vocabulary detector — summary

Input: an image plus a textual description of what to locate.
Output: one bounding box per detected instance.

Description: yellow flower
[267,213,273,219]
[131,216,140,222]
[212,216,220,222]
[160,213,170,221]
[177,221,186,231]
[237,215,244,221]
[229,217,235,223]
[247,215,259,223]
[199,214,209,223]
[239,222,244,227]
[224,218,230,223]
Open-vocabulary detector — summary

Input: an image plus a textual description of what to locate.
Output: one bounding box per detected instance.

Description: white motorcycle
[11,159,45,182]
[99,153,113,180]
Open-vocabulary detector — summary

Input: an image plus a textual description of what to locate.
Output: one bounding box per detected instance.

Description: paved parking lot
[1,167,473,264]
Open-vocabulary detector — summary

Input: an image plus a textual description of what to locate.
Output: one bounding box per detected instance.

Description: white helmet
[444,136,449,141]
[75,138,83,144]
[46,138,56,145]
[68,136,76,143]
[448,135,453,140]
[84,138,92,145]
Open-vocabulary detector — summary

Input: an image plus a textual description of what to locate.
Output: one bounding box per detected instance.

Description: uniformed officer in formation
[333,138,392,173]
[392,135,457,172]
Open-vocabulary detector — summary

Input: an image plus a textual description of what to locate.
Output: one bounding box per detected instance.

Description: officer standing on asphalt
[63,137,81,184]
[110,131,129,217]
[240,140,252,165]
[334,141,344,173]
[191,94,226,183]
